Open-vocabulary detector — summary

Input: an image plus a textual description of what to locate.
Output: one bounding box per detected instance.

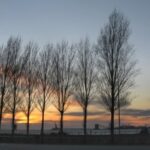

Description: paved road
[0,144,150,150]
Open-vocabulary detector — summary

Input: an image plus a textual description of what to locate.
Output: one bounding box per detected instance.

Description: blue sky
[0,0,150,109]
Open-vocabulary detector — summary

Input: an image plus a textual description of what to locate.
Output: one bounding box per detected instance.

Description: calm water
[0,128,149,135]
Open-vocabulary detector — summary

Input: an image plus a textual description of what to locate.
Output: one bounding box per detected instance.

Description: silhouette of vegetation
[0,44,12,129]
[0,9,138,139]
[4,37,29,135]
[52,41,75,134]
[36,44,54,136]
[21,42,39,135]
[96,9,138,138]
[74,38,97,136]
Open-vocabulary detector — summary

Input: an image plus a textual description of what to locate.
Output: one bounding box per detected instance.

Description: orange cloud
[2,104,150,127]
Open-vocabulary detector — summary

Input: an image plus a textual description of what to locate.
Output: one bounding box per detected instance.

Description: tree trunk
[0,110,2,129]
[110,106,114,143]
[41,110,45,136]
[60,111,64,135]
[83,107,87,136]
[0,91,4,130]
[0,75,7,130]
[12,109,15,135]
[111,106,114,135]
[118,104,121,135]
[27,92,31,135]
[27,114,30,135]
[111,82,115,143]
[118,86,120,135]
[12,86,16,136]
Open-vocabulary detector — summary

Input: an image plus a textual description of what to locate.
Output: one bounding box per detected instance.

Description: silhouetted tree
[21,42,38,135]
[6,37,28,135]
[116,43,137,133]
[96,9,137,138]
[0,43,12,129]
[53,41,75,134]
[74,38,96,135]
[37,44,54,136]
[117,91,130,134]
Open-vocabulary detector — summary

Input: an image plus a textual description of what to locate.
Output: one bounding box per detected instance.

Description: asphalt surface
[0,144,150,150]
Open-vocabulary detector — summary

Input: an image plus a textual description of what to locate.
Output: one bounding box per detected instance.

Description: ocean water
[0,128,149,135]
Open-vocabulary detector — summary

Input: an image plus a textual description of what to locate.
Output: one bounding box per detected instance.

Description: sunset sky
[0,0,150,129]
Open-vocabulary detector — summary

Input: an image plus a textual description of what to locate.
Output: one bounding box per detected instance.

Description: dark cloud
[65,111,106,117]
[121,108,150,117]
[65,108,150,118]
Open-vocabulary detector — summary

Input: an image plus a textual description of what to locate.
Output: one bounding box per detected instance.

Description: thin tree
[117,91,130,134]
[116,45,137,134]
[36,44,53,136]
[96,9,137,137]
[74,38,96,135]
[21,42,38,135]
[6,37,28,135]
[53,41,75,134]
[0,44,12,129]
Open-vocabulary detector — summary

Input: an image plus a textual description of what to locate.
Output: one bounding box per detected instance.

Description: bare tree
[53,41,75,134]
[96,9,137,137]
[0,44,12,129]
[36,44,54,136]
[117,91,130,134]
[6,37,28,135]
[116,45,137,134]
[74,38,96,135]
[20,42,38,135]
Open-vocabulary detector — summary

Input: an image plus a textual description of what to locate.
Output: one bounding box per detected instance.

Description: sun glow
[3,103,150,127]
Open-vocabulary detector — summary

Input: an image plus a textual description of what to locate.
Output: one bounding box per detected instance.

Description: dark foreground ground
[0,134,150,145]
[0,144,150,150]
